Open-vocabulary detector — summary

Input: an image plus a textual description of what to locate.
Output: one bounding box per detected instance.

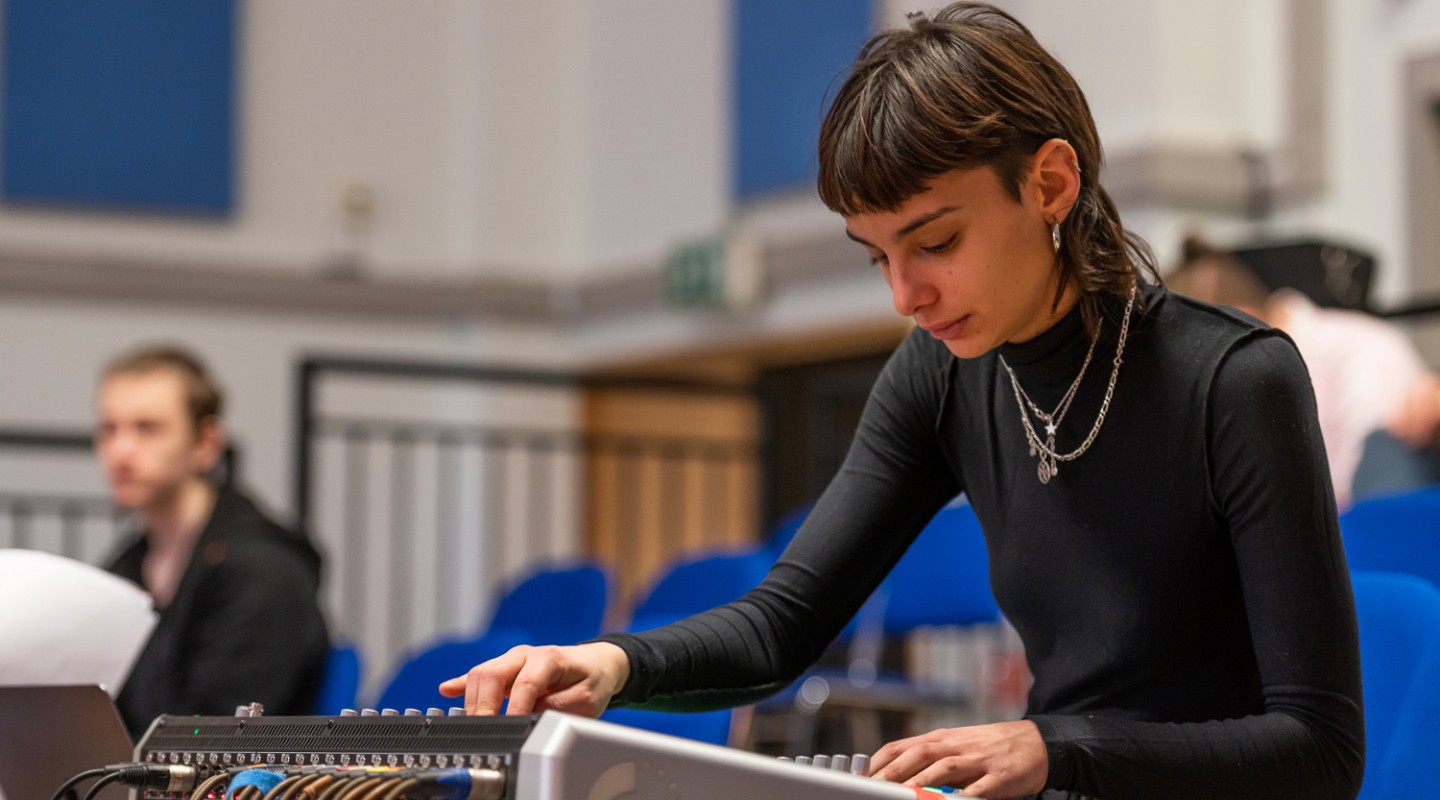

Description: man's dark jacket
[107,486,329,738]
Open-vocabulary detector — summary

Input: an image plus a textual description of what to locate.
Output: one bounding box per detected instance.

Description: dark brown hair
[102,346,224,433]
[1166,235,1271,310]
[817,2,1157,335]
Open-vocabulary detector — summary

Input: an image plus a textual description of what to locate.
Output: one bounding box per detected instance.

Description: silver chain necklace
[1000,282,1137,484]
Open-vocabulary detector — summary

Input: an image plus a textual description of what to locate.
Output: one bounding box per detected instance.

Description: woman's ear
[1032,138,1081,224]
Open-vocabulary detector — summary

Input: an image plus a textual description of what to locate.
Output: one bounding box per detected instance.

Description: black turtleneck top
[596,284,1364,800]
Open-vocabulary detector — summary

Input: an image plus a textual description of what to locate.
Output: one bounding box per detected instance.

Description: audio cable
[50,764,201,800]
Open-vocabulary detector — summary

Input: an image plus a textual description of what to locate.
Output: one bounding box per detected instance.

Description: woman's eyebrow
[845,207,962,249]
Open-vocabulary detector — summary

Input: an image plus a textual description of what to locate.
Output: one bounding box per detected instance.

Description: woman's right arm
[442,330,961,716]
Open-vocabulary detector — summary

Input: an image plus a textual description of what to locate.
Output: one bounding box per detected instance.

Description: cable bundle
[50,764,505,800]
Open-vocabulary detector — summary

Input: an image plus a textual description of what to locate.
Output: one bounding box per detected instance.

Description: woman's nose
[888,262,937,317]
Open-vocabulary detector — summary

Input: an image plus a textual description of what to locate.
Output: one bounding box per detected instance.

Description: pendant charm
[1037,459,1054,484]
[1028,441,1037,457]
[1045,421,1057,437]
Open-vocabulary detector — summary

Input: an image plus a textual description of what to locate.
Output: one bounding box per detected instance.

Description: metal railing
[0,429,124,563]
[294,356,760,692]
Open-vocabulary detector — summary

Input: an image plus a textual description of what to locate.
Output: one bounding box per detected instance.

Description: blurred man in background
[96,346,329,737]
[1168,236,1440,507]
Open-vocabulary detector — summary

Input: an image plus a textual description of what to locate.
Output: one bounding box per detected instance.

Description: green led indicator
[193,729,200,735]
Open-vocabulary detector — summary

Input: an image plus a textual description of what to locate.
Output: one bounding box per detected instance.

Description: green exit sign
[665,237,728,307]
[663,228,763,309]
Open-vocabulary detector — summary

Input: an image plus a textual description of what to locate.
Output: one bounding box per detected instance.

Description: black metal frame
[0,428,119,558]
[292,354,762,667]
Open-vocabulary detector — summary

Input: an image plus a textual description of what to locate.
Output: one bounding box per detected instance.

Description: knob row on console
[339,708,467,717]
[781,752,870,776]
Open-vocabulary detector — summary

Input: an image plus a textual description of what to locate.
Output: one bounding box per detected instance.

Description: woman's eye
[868,253,888,267]
[921,235,956,255]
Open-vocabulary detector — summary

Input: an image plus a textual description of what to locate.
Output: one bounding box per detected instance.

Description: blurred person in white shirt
[1167,236,1440,507]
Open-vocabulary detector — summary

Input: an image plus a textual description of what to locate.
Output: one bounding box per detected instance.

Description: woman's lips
[924,315,969,340]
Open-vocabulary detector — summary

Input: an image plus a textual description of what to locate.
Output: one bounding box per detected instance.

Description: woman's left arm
[870,333,1366,800]
[1033,332,1364,800]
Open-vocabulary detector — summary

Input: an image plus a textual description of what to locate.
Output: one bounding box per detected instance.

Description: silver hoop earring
[1051,222,1061,254]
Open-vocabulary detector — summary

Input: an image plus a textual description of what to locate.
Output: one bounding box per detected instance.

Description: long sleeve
[598,332,961,710]
[1030,333,1364,800]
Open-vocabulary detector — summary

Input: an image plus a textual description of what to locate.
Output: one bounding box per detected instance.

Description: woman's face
[844,161,1078,359]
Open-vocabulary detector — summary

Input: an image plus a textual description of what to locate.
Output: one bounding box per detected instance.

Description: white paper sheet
[0,549,157,695]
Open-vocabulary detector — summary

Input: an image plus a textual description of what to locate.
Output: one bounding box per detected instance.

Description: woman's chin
[943,336,994,360]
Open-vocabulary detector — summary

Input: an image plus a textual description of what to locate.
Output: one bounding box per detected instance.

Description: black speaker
[1230,239,1376,311]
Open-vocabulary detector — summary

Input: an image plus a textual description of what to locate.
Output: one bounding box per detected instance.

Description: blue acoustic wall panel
[733,0,873,201]
[1,0,237,215]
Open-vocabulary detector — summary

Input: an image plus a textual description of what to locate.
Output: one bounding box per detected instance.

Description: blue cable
[225,769,285,800]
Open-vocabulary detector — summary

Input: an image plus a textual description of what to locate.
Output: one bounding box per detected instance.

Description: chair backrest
[1340,489,1440,587]
[607,548,771,746]
[598,705,734,746]
[373,629,530,714]
[628,549,772,633]
[881,500,999,633]
[1351,570,1440,799]
[486,562,609,645]
[311,642,363,715]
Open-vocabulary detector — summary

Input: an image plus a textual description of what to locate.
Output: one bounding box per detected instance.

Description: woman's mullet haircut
[816,2,1157,333]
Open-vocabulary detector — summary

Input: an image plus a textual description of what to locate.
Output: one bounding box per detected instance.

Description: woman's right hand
[438,641,631,717]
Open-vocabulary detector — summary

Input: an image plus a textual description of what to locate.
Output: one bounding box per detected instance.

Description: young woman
[442,5,1364,798]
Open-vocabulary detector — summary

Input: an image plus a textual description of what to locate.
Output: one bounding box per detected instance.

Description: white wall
[469,0,730,280]
[0,2,483,277]
[1258,0,1440,306]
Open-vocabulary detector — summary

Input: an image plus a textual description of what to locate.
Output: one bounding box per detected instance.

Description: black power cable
[48,768,108,800]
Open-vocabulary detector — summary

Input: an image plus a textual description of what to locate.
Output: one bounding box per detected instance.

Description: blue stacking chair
[373,629,532,713]
[1340,488,1440,586]
[881,499,1000,634]
[601,547,774,745]
[484,561,610,645]
[779,498,1001,752]
[625,549,773,633]
[373,561,609,713]
[311,642,363,715]
[1351,571,1440,799]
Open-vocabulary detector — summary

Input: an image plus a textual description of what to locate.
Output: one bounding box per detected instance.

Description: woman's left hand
[867,720,1048,799]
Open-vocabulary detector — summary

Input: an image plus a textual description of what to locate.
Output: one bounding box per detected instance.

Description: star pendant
[1045,421,1057,437]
